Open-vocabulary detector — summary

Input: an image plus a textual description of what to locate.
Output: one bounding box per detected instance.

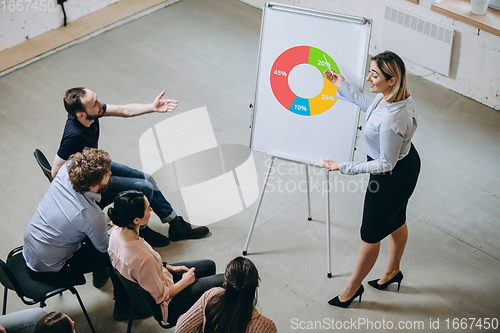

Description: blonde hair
[67,148,111,193]
[371,51,410,103]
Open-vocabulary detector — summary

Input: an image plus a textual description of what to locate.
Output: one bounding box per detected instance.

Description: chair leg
[70,287,96,333]
[127,303,134,333]
[2,287,7,315]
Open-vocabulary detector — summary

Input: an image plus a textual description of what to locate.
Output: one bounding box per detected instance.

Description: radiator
[382,6,454,76]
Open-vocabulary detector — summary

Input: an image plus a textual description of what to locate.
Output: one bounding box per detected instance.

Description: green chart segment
[270,46,340,116]
[309,47,340,73]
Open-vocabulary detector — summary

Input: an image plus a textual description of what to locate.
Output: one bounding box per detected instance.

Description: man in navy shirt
[51,87,209,247]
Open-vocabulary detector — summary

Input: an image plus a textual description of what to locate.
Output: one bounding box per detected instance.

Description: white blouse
[336,81,417,175]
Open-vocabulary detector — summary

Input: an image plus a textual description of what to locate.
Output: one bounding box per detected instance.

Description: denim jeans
[99,161,176,222]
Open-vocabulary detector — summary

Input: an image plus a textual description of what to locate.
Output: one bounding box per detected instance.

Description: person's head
[34,312,75,333]
[367,51,410,103]
[67,147,112,193]
[223,256,259,301]
[205,257,260,333]
[64,87,105,121]
[108,190,152,230]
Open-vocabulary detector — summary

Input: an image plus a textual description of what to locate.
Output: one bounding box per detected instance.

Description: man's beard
[97,183,109,193]
[85,109,104,120]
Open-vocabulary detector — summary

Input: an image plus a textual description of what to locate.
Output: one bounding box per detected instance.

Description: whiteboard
[250,2,372,166]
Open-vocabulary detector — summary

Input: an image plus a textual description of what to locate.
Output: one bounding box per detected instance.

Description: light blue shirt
[23,162,109,272]
[336,81,417,175]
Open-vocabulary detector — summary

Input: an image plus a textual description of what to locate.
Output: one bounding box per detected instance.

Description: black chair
[113,268,174,332]
[0,246,96,333]
[33,149,53,182]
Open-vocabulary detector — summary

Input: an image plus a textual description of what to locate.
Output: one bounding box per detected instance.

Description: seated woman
[107,190,223,325]
[175,257,277,333]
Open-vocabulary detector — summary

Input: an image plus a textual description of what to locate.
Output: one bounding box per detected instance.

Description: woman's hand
[167,265,189,275]
[322,159,341,172]
[168,267,196,297]
[324,69,345,88]
[181,267,196,286]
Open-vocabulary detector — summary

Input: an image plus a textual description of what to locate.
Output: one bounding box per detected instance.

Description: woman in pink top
[108,190,223,325]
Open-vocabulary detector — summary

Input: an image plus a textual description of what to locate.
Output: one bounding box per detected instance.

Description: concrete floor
[1,0,499,332]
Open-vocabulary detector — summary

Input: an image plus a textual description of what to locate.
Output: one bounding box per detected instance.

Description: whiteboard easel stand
[244,3,371,278]
[242,156,333,278]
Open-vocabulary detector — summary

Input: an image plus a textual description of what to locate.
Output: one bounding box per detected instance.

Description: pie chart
[270,46,340,116]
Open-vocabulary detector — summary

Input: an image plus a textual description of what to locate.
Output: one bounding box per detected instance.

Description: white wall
[239,0,500,111]
[0,0,122,52]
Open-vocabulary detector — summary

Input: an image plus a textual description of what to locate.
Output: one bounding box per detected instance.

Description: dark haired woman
[107,190,223,324]
[175,257,277,333]
[322,51,420,307]
[34,312,74,333]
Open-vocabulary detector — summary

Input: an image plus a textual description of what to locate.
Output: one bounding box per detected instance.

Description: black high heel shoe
[328,285,364,308]
[368,271,403,291]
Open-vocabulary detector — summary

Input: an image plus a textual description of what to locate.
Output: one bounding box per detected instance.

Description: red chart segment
[270,46,340,116]
[270,46,309,110]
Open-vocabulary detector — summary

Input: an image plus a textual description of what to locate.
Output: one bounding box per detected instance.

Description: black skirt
[361,144,421,243]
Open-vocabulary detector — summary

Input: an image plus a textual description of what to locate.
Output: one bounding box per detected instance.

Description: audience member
[51,87,208,247]
[107,190,223,325]
[22,148,137,319]
[0,309,47,333]
[34,312,75,333]
[176,257,277,333]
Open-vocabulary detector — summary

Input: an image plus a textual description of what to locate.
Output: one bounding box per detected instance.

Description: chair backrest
[113,268,172,328]
[0,259,19,293]
[0,249,26,299]
[33,149,53,182]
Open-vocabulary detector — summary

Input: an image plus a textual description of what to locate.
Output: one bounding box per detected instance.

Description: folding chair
[113,267,174,332]
[0,246,96,333]
[33,149,53,182]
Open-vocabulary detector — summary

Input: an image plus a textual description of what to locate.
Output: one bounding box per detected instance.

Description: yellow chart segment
[308,78,338,116]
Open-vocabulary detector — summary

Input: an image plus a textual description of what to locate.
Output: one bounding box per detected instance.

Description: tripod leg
[326,170,332,278]
[306,164,312,221]
[243,156,275,255]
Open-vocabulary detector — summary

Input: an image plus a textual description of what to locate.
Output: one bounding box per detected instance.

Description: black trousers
[165,259,224,324]
[29,239,128,302]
